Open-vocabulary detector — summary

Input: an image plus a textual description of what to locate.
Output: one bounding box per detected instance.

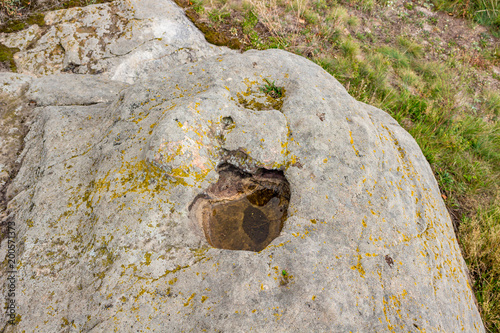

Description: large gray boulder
[0,47,484,331]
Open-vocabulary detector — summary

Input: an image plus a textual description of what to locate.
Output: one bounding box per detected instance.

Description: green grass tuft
[433,0,500,31]
[378,46,410,68]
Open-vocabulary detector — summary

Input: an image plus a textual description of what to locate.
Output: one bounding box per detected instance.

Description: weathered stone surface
[0,0,231,83]
[26,74,129,106]
[0,73,33,96]
[0,73,34,201]
[0,47,485,332]
[0,77,33,262]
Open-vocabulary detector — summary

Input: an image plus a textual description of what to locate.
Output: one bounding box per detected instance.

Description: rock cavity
[190,163,290,252]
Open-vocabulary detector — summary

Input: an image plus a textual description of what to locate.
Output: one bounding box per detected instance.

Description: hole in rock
[222,116,234,128]
[189,163,290,252]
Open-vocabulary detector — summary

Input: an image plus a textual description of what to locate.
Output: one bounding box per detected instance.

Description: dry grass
[290,0,309,20]
[1,0,20,16]
[248,0,288,45]
[460,202,500,329]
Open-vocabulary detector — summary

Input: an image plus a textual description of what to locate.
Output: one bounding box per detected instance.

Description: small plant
[340,38,360,59]
[208,8,231,22]
[356,32,367,40]
[397,36,424,58]
[280,269,291,285]
[191,0,205,14]
[260,78,284,98]
[0,0,22,16]
[346,15,359,27]
[428,16,438,25]
[482,89,500,115]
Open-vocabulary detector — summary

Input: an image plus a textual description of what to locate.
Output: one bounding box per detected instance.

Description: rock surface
[0,0,230,83]
[0,73,34,240]
[0,0,485,332]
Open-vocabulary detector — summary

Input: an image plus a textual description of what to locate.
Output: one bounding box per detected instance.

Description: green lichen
[236,87,285,111]
[0,20,26,33]
[26,13,45,27]
[0,43,19,72]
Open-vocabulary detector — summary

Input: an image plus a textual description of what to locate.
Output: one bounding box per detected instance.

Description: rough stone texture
[0,73,33,96]
[0,0,231,83]
[0,47,485,332]
[26,74,129,106]
[0,73,34,237]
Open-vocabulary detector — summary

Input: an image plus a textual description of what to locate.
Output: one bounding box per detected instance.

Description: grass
[482,89,500,115]
[173,0,500,330]
[433,0,500,32]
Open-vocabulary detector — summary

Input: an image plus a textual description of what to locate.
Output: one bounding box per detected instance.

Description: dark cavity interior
[190,163,290,252]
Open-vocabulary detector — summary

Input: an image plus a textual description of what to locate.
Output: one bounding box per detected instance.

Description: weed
[240,9,262,48]
[279,269,291,285]
[191,0,205,13]
[356,32,368,41]
[340,38,360,59]
[460,206,500,330]
[0,0,21,16]
[346,15,359,27]
[313,0,328,11]
[208,8,231,22]
[378,46,410,68]
[326,6,348,25]
[361,0,375,11]
[399,68,423,90]
[428,16,439,25]
[242,9,259,33]
[260,78,284,98]
[290,0,310,20]
[482,90,500,115]
[397,36,424,58]
[433,0,500,31]
[303,9,319,23]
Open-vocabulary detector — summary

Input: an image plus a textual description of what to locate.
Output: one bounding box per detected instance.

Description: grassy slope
[1,0,499,331]
[176,0,500,330]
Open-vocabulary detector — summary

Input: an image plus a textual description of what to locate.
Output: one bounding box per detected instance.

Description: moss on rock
[0,43,19,71]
